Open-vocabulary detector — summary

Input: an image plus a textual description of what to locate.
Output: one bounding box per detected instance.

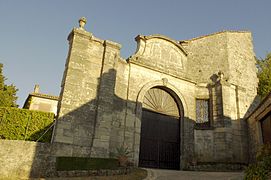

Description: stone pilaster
[90,40,121,157]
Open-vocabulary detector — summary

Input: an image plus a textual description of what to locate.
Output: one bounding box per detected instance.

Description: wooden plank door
[139,109,180,169]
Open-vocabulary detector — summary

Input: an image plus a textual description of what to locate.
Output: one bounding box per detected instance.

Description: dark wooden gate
[139,109,180,169]
[261,114,271,144]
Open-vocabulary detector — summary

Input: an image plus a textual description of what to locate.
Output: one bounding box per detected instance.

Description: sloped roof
[179,30,251,43]
[23,93,59,109]
[28,93,59,100]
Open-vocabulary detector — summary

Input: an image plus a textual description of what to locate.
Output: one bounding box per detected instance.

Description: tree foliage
[0,63,18,107]
[244,144,271,180]
[257,53,271,98]
[0,107,54,142]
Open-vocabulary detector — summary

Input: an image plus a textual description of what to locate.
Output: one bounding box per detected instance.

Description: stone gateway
[52,18,258,170]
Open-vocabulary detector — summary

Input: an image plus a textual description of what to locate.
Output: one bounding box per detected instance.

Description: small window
[195,99,210,128]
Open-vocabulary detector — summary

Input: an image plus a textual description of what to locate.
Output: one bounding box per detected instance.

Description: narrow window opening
[195,99,210,128]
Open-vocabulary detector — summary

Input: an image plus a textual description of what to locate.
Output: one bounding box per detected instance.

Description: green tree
[0,63,18,107]
[257,52,271,98]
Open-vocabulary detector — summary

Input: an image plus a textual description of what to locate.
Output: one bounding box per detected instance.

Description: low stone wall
[186,163,246,172]
[0,140,134,179]
[56,168,133,177]
[0,140,56,179]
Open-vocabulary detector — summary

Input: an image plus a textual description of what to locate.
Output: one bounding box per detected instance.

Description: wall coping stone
[56,167,133,177]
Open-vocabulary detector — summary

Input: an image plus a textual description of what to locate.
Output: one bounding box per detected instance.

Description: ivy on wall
[0,107,54,142]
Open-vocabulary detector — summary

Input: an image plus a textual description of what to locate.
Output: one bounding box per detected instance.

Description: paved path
[144,169,244,180]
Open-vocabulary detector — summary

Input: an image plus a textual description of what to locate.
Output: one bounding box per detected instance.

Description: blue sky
[0,0,270,107]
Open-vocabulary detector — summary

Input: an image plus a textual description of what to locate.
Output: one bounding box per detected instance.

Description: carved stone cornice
[135,34,188,56]
[68,28,93,42]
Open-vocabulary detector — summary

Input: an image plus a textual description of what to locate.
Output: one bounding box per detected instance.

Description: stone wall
[109,59,129,150]
[0,140,55,179]
[187,32,257,166]
[117,61,197,166]
[52,22,259,170]
[29,96,58,115]
[53,27,122,158]
[53,29,103,149]
[185,32,229,83]
[227,32,258,92]
[247,93,271,162]
[0,140,134,178]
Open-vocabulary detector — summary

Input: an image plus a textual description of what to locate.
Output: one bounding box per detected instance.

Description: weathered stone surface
[0,140,56,179]
[52,25,258,170]
[247,93,271,162]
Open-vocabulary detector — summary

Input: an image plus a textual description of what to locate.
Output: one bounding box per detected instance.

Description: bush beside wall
[245,144,271,180]
[0,107,54,142]
[56,157,119,171]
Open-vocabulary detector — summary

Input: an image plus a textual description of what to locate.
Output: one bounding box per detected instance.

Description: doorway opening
[139,87,181,169]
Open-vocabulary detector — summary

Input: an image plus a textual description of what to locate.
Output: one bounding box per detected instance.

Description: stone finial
[78,17,87,29]
[34,84,40,93]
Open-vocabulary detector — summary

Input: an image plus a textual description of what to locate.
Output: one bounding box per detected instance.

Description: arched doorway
[139,87,181,170]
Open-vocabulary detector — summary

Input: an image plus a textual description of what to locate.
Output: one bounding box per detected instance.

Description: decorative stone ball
[79,17,87,28]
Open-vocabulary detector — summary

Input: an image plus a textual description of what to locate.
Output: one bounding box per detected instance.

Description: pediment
[129,34,187,77]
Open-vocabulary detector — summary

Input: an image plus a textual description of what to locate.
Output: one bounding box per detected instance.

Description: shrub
[115,145,132,167]
[56,157,119,171]
[245,144,271,180]
[0,107,54,142]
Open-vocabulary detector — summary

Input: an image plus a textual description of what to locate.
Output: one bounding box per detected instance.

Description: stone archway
[136,79,188,117]
[138,86,182,169]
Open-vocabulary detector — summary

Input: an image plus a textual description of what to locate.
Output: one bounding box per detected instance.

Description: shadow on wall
[192,72,259,170]
[51,68,129,157]
[26,69,260,177]
[25,68,198,178]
